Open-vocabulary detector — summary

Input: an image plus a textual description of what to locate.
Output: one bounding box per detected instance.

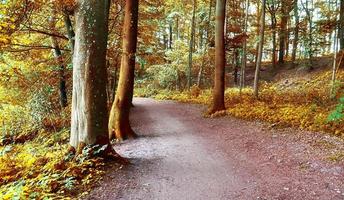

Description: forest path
[86,98,344,200]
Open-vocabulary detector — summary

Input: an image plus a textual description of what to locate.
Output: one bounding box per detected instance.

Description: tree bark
[240,0,249,90]
[50,12,68,108]
[278,0,288,63]
[51,37,68,108]
[332,0,340,97]
[63,13,75,53]
[210,0,226,113]
[253,0,266,98]
[108,0,139,141]
[197,0,213,88]
[267,0,278,68]
[169,22,173,49]
[292,0,299,63]
[340,0,344,49]
[303,0,314,68]
[70,0,111,152]
[187,0,197,89]
[233,49,239,85]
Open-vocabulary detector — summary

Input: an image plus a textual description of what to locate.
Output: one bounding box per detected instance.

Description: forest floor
[86,98,344,200]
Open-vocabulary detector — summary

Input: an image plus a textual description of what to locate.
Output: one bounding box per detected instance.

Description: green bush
[328,97,344,122]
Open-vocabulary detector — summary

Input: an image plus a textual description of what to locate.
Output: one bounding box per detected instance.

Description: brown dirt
[86,98,344,200]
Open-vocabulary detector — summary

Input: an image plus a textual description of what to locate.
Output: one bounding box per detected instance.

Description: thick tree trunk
[240,0,249,90]
[187,0,197,89]
[253,0,266,98]
[108,0,139,141]
[63,13,75,53]
[210,0,226,113]
[51,37,68,108]
[70,0,111,152]
[292,0,299,63]
[112,63,119,103]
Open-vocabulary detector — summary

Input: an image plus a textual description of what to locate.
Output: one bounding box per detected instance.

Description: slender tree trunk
[187,0,197,89]
[50,12,68,108]
[285,18,291,58]
[199,27,203,50]
[70,0,111,153]
[63,13,75,53]
[340,0,344,49]
[176,17,180,40]
[292,0,299,62]
[304,0,313,68]
[279,1,288,63]
[253,0,266,98]
[210,0,226,113]
[197,0,213,88]
[169,22,173,49]
[108,0,139,141]
[271,12,277,68]
[233,49,239,85]
[331,33,339,98]
[51,37,68,108]
[207,0,213,44]
[240,0,249,90]
[332,0,340,97]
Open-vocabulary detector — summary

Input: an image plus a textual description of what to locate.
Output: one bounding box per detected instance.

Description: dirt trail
[86,98,344,200]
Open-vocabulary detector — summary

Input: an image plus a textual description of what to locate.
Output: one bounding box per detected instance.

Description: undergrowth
[0,127,111,199]
[0,94,112,199]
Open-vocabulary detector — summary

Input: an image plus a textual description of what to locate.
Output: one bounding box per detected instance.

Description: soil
[86,98,344,200]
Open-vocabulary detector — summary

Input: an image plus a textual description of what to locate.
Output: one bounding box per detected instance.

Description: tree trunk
[187,0,197,89]
[278,0,288,63]
[233,49,239,85]
[51,37,68,108]
[240,0,249,90]
[63,13,75,53]
[112,63,119,103]
[176,17,180,40]
[169,22,173,49]
[285,18,291,58]
[340,0,344,49]
[197,0,213,88]
[332,0,340,97]
[210,0,226,113]
[50,12,68,108]
[70,0,111,153]
[207,0,214,45]
[108,0,139,141]
[292,0,299,63]
[253,0,266,98]
[270,10,277,68]
[304,0,314,68]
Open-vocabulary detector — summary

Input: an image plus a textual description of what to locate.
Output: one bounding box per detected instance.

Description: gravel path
[86,98,344,200]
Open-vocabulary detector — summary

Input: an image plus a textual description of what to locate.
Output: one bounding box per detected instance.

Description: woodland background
[0,0,343,198]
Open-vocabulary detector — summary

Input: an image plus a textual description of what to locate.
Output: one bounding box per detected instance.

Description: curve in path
[87,98,344,200]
